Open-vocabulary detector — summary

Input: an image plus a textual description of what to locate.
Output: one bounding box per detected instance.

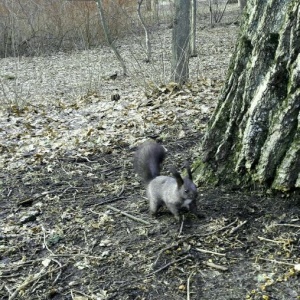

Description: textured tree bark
[190,0,197,57]
[238,0,247,11]
[196,0,300,191]
[171,0,190,84]
[145,0,151,11]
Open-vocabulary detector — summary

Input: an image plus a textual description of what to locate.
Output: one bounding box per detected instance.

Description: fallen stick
[96,196,127,206]
[107,205,150,225]
[273,223,300,228]
[258,236,288,244]
[195,248,226,257]
[187,271,194,300]
[147,255,192,277]
[202,218,238,237]
[8,265,66,300]
[258,257,295,266]
[203,261,228,271]
[229,220,247,234]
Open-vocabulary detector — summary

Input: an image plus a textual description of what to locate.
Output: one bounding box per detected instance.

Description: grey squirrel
[134,140,200,221]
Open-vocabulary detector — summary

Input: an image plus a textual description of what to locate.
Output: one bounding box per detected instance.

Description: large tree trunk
[196,0,300,192]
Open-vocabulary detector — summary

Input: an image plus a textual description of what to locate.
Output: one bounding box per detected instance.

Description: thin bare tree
[171,0,190,84]
[95,0,127,75]
[137,0,152,62]
[190,0,197,57]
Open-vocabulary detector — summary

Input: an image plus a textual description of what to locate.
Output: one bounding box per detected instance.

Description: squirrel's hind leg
[149,197,161,217]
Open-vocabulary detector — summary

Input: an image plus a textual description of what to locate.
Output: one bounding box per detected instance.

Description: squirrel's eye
[185,189,188,193]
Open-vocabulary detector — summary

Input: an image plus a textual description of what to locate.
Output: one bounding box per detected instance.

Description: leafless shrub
[0,0,138,58]
[196,0,239,26]
[208,0,229,25]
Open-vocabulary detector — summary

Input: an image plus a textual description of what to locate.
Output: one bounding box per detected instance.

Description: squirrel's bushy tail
[134,140,166,184]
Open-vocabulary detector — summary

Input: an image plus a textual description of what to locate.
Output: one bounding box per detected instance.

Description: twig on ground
[17,189,63,206]
[42,225,55,255]
[8,265,66,300]
[187,271,194,300]
[147,255,192,277]
[195,248,226,257]
[152,241,181,267]
[107,205,150,225]
[73,155,96,163]
[273,223,300,228]
[258,236,289,244]
[96,196,126,206]
[118,184,125,197]
[229,220,247,234]
[51,259,63,285]
[71,289,94,299]
[202,218,239,237]
[4,285,11,297]
[41,227,63,285]
[112,255,194,292]
[203,261,228,271]
[178,215,185,236]
[258,258,295,266]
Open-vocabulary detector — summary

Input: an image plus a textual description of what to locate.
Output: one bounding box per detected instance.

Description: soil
[1,9,300,300]
[1,134,300,300]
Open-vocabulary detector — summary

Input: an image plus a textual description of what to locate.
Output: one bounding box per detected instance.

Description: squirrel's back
[134,140,166,184]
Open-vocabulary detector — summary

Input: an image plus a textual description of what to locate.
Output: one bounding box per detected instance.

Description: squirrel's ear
[183,161,193,180]
[170,166,184,188]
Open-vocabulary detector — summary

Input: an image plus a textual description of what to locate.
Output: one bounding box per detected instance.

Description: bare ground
[1,18,300,300]
[1,135,300,300]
